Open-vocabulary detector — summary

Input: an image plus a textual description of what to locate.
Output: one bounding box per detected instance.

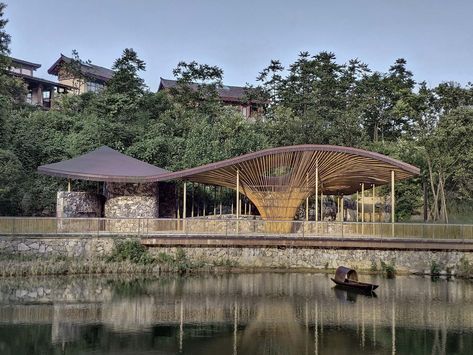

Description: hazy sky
[4,0,473,90]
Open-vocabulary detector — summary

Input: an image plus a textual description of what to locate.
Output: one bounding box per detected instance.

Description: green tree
[0,3,26,143]
[170,60,224,113]
[0,149,23,215]
[106,48,147,97]
[425,108,473,222]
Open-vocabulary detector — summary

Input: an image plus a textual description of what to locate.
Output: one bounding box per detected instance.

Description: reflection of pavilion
[239,301,305,355]
[1,274,472,354]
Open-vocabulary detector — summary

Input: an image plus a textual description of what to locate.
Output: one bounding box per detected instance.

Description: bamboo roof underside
[152,145,419,194]
[153,145,419,220]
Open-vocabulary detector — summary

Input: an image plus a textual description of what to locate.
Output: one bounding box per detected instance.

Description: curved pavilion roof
[38,146,169,183]
[151,144,419,220]
[151,145,419,194]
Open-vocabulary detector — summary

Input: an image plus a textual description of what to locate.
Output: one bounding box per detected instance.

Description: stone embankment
[0,236,117,258]
[1,234,473,276]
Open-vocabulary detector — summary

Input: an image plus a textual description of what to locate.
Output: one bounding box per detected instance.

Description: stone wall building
[38,146,169,232]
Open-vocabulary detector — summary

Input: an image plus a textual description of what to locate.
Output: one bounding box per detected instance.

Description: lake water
[0,272,472,354]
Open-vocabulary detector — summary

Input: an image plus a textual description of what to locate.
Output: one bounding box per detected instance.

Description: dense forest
[0,3,472,222]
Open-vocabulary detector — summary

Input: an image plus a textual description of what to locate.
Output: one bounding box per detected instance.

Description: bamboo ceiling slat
[152,145,419,221]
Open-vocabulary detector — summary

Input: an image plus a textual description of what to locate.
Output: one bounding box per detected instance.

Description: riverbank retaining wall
[1,235,473,274]
[150,247,473,274]
[0,236,119,258]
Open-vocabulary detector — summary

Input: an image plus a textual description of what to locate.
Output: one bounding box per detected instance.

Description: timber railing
[0,217,473,241]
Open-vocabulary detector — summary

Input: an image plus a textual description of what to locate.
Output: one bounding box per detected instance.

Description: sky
[4,0,473,91]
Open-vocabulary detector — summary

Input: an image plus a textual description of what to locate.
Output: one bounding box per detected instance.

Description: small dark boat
[331,266,378,292]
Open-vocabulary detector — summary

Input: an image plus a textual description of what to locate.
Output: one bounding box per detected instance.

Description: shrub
[380,260,396,278]
[430,261,441,275]
[107,239,155,265]
[370,259,378,272]
[457,257,473,278]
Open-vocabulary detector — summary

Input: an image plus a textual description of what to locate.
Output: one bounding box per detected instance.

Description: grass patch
[380,260,396,278]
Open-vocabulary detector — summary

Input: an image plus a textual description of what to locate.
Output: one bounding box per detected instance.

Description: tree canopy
[0,3,472,222]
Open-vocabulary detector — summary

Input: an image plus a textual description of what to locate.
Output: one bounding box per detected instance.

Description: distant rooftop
[10,57,41,70]
[48,54,114,82]
[159,78,255,103]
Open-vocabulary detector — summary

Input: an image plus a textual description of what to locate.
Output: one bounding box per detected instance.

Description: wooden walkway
[141,234,473,251]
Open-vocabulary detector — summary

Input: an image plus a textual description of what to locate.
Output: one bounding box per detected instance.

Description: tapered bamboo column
[372,184,376,222]
[361,183,365,223]
[68,179,72,192]
[315,165,319,222]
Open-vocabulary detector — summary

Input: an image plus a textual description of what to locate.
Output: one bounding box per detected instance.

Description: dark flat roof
[38,146,169,183]
[12,73,74,90]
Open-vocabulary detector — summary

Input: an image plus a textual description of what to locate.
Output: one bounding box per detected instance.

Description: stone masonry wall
[2,235,473,274]
[57,191,104,218]
[150,246,473,274]
[105,183,158,233]
[0,236,123,258]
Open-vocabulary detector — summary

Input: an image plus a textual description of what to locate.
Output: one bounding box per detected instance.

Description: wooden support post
[68,179,71,192]
[249,203,252,215]
[361,183,365,223]
[183,182,187,220]
[236,170,240,219]
[423,180,428,222]
[305,173,309,221]
[320,191,324,221]
[305,197,309,221]
[341,195,344,222]
[337,196,340,221]
[391,171,395,223]
[356,191,359,222]
[203,185,206,217]
[372,184,376,222]
[219,187,223,215]
[231,203,234,215]
[191,183,195,218]
[315,165,319,222]
[213,186,217,216]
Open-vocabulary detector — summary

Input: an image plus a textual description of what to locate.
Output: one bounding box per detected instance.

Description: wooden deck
[141,234,473,251]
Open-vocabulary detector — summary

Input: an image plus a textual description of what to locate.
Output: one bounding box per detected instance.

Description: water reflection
[333,286,377,302]
[0,273,472,354]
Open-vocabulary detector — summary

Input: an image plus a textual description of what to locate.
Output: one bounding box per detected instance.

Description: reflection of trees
[240,301,305,355]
